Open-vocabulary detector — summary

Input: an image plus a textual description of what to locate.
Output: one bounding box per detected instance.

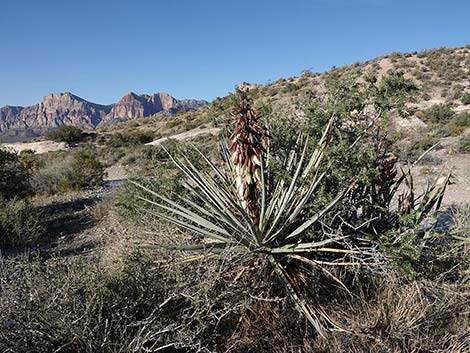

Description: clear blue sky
[1,0,469,107]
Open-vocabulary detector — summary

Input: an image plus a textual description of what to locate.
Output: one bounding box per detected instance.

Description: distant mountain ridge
[0,92,208,141]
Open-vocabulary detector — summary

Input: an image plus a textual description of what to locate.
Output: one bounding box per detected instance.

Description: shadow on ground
[1,193,104,259]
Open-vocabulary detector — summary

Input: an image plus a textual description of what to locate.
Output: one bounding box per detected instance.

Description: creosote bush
[46,125,84,144]
[461,91,470,105]
[0,148,31,200]
[0,148,44,248]
[0,197,44,248]
[421,103,455,123]
[458,134,470,153]
[105,130,155,148]
[31,148,106,194]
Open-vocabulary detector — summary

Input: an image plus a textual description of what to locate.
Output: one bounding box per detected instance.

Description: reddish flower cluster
[229,92,267,216]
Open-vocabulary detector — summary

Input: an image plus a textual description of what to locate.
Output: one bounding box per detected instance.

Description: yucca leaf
[130,180,231,237]
[136,195,231,239]
[265,137,309,237]
[143,208,230,243]
[268,255,327,337]
[285,182,355,241]
[259,157,267,231]
[302,115,334,177]
[270,237,346,253]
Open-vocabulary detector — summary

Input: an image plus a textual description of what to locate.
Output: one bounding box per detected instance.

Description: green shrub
[0,197,44,248]
[399,133,440,161]
[31,148,106,194]
[435,123,465,137]
[46,125,83,144]
[451,112,470,128]
[460,92,470,105]
[105,130,154,147]
[422,104,455,123]
[0,148,31,200]
[457,134,470,153]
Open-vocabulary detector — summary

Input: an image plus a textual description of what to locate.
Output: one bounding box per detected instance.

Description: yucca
[229,92,266,218]
[132,93,449,336]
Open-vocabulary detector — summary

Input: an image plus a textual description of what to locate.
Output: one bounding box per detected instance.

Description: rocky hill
[0,92,208,142]
[101,92,207,124]
[234,46,470,119]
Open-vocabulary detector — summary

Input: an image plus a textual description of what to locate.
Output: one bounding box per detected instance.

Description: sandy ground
[2,140,67,154]
[104,164,128,183]
[413,145,470,206]
[146,127,221,146]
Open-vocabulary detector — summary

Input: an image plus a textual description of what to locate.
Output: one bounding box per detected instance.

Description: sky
[1,0,470,107]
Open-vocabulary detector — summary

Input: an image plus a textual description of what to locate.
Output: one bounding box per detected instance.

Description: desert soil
[146,126,221,146]
[1,140,68,154]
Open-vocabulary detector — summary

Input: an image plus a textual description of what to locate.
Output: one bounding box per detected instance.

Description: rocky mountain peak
[0,91,209,140]
[101,92,207,123]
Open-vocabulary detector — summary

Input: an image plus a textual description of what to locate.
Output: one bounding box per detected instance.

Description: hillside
[245,46,470,116]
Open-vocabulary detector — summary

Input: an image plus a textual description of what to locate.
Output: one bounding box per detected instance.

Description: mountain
[0,106,24,132]
[0,92,208,142]
[101,92,208,124]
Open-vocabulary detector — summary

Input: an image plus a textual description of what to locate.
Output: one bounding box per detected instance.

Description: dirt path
[414,151,470,206]
[146,127,221,146]
[1,140,67,154]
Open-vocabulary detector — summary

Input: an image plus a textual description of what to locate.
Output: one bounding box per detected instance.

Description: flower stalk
[229,91,267,220]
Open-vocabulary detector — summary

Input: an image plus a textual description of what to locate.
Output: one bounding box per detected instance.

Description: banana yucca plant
[132,94,373,336]
[132,94,449,336]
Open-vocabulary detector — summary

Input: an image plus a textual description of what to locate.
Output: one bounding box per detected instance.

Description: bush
[0,148,31,200]
[426,112,470,138]
[0,197,44,248]
[46,125,84,144]
[457,134,470,153]
[105,130,154,148]
[31,148,106,194]
[422,104,455,123]
[461,92,470,105]
[402,133,441,161]
[450,111,470,127]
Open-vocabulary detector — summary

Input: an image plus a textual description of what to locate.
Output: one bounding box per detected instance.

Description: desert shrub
[31,148,106,194]
[283,82,300,93]
[46,125,83,144]
[434,123,465,137]
[0,148,31,200]
[457,134,470,153]
[452,111,470,127]
[0,197,44,248]
[422,104,455,123]
[461,92,470,105]
[426,112,470,138]
[105,130,154,148]
[398,132,440,161]
[0,252,171,352]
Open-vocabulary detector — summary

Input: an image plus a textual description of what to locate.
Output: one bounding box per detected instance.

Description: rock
[101,92,207,123]
[0,92,208,137]
[2,319,16,329]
